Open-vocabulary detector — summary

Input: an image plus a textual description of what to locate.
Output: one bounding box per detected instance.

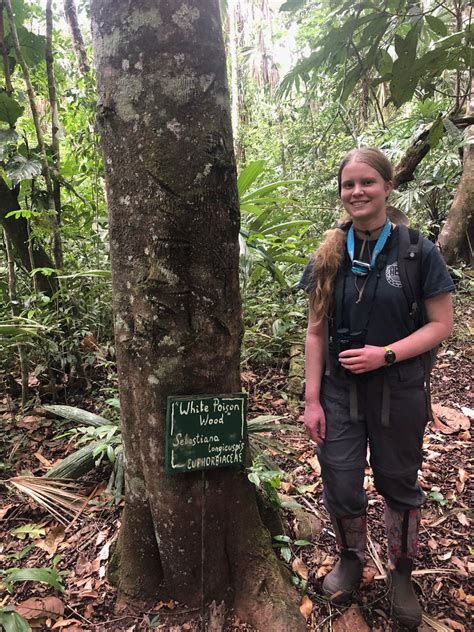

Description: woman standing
[300,148,454,628]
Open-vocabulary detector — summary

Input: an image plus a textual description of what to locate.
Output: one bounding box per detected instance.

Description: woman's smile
[340,161,393,230]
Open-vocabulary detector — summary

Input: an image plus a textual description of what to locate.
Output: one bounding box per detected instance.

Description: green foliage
[428,490,449,507]
[0,608,31,632]
[1,566,65,593]
[4,154,42,184]
[273,533,311,563]
[279,0,470,110]
[10,523,45,540]
[239,160,308,288]
[0,93,24,125]
[0,317,49,344]
[43,404,110,427]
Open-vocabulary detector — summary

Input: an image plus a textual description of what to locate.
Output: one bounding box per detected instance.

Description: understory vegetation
[0,0,472,630]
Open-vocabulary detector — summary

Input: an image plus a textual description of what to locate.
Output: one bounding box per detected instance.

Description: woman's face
[339,160,393,228]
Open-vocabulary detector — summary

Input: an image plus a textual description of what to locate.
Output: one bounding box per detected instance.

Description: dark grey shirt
[299,227,454,347]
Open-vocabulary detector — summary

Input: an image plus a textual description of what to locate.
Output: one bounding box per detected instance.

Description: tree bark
[0,1,13,95]
[4,0,63,271]
[63,0,90,75]
[0,178,58,295]
[437,78,474,264]
[46,0,63,268]
[90,2,305,630]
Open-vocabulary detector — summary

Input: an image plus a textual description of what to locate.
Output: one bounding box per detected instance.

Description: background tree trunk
[90,1,305,629]
[0,178,58,295]
[437,78,474,265]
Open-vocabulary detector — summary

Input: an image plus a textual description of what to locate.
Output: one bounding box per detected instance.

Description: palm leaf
[7,477,88,526]
[43,405,111,427]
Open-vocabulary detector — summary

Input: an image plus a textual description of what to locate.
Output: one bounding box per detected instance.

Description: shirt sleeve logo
[385,262,402,288]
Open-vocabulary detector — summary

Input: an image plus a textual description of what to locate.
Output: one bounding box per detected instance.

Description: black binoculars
[335,328,365,354]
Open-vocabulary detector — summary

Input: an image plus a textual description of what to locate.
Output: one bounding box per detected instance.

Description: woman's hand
[339,345,386,373]
[304,401,326,444]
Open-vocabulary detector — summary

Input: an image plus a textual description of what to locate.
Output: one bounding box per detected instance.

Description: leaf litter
[0,301,471,630]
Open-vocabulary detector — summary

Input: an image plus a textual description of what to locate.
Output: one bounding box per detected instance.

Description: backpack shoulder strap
[397,224,423,323]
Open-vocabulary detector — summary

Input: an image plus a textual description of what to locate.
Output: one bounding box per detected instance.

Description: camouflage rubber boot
[322,515,366,604]
[385,506,422,629]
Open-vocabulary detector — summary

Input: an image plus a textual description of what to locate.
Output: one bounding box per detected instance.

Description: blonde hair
[310,219,350,323]
[310,147,394,323]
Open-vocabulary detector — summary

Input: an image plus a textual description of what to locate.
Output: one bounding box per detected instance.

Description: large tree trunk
[90,2,305,630]
[437,78,474,265]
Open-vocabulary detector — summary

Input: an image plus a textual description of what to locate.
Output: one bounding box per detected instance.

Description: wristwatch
[384,346,396,365]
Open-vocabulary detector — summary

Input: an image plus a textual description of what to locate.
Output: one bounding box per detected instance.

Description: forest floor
[0,294,472,632]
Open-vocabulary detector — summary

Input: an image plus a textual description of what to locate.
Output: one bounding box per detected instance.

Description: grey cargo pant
[317,358,428,518]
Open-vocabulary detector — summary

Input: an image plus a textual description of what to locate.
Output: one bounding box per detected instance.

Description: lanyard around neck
[347,220,392,276]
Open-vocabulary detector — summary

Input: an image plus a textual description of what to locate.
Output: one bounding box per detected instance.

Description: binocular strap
[348,372,392,427]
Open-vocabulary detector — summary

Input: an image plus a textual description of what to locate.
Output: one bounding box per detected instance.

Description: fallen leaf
[428,538,438,550]
[450,556,468,576]
[361,561,377,586]
[333,605,371,632]
[16,415,43,430]
[0,503,13,520]
[306,455,321,475]
[455,587,468,601]
[281,481,296,494]
[78,589,98,598]
[316,555,335,579]
[439,538,456,547]
[98,538,112,561]
[437,551,452,561]
[16,596,64,620]
[458,430,471,441]
[431,405,470,434]
[456,513,469,527]
[442,618,465,632]
[293,510,322,541]
[240,371,257,383]
[75,554,101,576]
[299,595,313,619]
[35,525,65,558]
[460,406,474,419]
[292,556,309,580]
[51,618,83,629]
[34,452,52,467]
[296,483,318,494]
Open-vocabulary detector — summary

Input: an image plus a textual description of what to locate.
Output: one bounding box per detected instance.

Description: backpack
[397,224,438,420]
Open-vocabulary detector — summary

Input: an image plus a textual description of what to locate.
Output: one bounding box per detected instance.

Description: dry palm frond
[7,476,89,526]
[421,614,454,631]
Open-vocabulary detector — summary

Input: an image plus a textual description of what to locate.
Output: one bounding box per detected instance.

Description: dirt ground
[0,295,472,631]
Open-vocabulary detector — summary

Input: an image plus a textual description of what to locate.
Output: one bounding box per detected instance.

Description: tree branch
[63,0,89,75]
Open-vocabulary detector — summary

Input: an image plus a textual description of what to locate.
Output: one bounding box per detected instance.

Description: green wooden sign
[165,394,248,474]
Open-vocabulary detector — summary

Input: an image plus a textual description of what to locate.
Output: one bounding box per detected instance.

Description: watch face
[385,349,396,365]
